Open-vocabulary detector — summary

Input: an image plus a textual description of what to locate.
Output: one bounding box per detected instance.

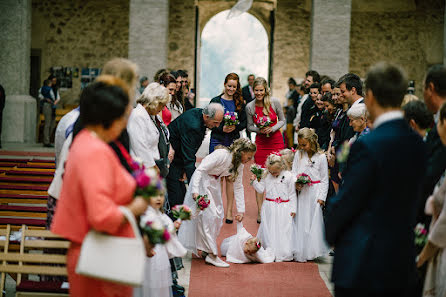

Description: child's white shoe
[205,255,229,268]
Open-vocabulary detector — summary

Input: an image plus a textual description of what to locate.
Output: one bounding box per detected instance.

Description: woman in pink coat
[51,76,148,297]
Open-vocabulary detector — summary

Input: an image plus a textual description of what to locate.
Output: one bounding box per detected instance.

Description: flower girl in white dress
[250,153,297,262]
[292,127,330,262]
[178,138,256,267]
[134,195,187,297]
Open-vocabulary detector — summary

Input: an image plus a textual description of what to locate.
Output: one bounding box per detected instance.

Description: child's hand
[192,193,199,200]
[174,220,182,230]
[295,183,303,192]
[250,174,257,182]
[143,234,156,257]
[235,213,244,222]
[290,212,296,218]
[317,199,325,207]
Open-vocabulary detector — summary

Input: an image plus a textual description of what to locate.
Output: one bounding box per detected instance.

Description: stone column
[309,0,352,80]
[129,0,169,82]
[0,0,36,143]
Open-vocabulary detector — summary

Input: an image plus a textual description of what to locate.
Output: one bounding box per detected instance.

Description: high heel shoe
[225,218,233,224]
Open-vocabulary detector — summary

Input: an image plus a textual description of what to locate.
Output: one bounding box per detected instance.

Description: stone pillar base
[2,95,37,143]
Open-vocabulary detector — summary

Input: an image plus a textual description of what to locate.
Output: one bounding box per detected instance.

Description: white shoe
[205,255,230,268]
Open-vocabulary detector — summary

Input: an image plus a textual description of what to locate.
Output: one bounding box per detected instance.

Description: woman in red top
[246,77,285,223]
[51,77,149,297]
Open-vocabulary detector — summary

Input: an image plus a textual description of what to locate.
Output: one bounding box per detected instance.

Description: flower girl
[292,127,330,262]
[279,148,295,171]
[134,194,187,297]
[250,153,297,262]
[220,222,275,264]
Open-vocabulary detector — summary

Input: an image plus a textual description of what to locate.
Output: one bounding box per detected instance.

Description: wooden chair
[0,225,69,297]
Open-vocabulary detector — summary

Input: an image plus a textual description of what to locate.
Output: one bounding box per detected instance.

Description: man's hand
[179,172,187,182]
[223,125,236,133]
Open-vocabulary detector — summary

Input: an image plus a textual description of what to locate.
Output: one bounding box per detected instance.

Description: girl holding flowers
[178,138,256,267]
[291,127,329,262]
[246,77,285,223]
[250,153,297,262]
[209,73,247,224]
[135,194,187,297]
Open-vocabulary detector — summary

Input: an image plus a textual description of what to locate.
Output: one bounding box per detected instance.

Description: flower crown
[271,151,282,157]
[291,148,297,153]
[256,241,261,249]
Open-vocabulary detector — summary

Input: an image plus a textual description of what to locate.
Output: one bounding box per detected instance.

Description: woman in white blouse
[127,82,170,169]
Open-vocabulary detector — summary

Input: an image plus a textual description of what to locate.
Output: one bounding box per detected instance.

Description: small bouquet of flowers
[195,194,211,211]
[224,111,239,126]
[296,173,313,185]
[336,141,351,164]
[140,215,171,245]
[250,164,264,181]
[171,204,192,221]
[255,115,272,137]
[131,159,164,199]
[414,223,428,248]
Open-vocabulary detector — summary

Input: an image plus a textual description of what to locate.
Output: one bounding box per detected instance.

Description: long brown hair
[224,73,243,112]
[227,138,256,181]
[159,73,183,110]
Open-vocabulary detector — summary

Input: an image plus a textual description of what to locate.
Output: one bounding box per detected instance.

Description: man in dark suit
[242,74,255,140]
[325,62,427,297]
[167,103,224,208]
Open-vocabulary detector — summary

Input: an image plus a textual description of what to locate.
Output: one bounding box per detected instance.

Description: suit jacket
[242,85,255,104]
[168,108,207,181]
[209,96,247,142]
[325,118,427,290]
[299,98,317,128]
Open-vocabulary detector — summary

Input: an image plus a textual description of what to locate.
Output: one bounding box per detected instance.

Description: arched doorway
[197,10,269,107]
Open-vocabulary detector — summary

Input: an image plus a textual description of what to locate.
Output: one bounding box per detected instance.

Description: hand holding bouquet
[250,164,264,181]
[414,223,428,248]
[195,194,210,211]
[132,162,164,199]
[296,173,313,185]
[171,204,192,221]
[255,115,272,137]
[140,215,171,245]
[224,111,239,126]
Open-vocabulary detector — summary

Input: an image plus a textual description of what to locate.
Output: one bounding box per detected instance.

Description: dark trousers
[335,286,413,297]
[166,162,187,209]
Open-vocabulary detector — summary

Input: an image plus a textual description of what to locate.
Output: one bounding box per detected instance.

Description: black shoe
[257,219,261,224]
[172,283,185,297]
[225,219,233,224]
[44,143,54,148]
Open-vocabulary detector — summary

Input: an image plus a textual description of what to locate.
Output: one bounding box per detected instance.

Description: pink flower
[135,172,151,188]
[162,229,171,241]
[131,161,140,171]
[145,221,152,227]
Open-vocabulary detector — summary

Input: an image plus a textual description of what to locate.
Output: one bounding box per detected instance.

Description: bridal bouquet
[224,111,239,126]
[195,194,211,211]
[250,164,264,181]
[255,115,272,137]
[131,159,164,199]
[140,214,171,245]
[296,173,313,185]
[414,223,428,248]
[171,204,192,221]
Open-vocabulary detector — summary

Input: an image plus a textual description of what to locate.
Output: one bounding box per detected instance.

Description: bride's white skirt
[293,185,329,262]
[257,200,295,262]
[178,173,224,256]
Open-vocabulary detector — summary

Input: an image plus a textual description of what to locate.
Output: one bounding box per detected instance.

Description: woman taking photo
[246,77,285,223]
[209,73,247,223]
[51,76,149,297]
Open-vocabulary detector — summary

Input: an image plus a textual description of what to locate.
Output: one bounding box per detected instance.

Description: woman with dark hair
[159,73,183,123]
[51,76,149,297]
[209,73,247,223]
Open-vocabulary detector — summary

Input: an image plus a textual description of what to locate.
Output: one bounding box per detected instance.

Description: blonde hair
[265,153,285,171]
[227,138,257,181]
[401,94,420,107]
[244,237,260,255]
[297,128,321,156]
[102,58,139,100]
[279,149,295,171]
[95,75,130,96]
[137,82,170,112]
[253,77,272,115]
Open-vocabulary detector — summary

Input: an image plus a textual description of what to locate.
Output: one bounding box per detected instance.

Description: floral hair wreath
[256,241,261,249]
[271,151,282,157]
[291,147,297,153]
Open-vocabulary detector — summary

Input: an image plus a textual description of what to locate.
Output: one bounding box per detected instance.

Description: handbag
[75,206,146,287]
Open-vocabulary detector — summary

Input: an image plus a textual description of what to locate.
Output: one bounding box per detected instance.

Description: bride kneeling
[178,138,256,267]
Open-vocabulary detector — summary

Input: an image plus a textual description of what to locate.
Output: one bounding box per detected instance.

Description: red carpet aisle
[187,161,332,297]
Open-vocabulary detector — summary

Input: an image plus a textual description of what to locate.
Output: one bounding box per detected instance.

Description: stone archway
[197,10,270,106]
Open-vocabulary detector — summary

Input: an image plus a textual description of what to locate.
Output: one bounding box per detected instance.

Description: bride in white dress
[292,128,330,262]
[178,138,256,267]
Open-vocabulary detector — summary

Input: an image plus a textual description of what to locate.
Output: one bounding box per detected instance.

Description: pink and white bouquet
[224,111,239,126]
[195,194,210,211]
[296,173,314,185]
[171,204,192,221]
[250,164,264,181]
[132,159,164,199]
[140,215,171,245]
[414,223,428,248]
[255,115,272,137]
